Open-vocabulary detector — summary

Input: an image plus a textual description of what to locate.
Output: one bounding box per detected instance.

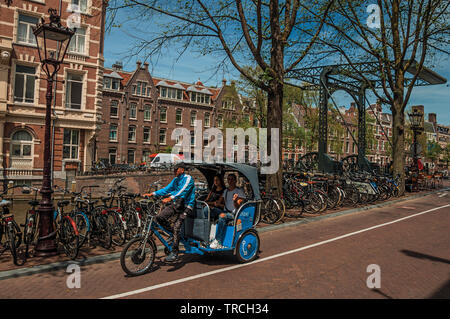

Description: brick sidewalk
[0,182,448,273]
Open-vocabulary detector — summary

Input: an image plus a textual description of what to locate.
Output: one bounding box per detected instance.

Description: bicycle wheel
[120,236,156,276]
[123,209,140,240]
[23,214,37,246]
[261,198,282,224]
[303,191,323,214]
[8,224,23,266]
[107,211,126,246]
[275,198,286,222]
[60,217,79,260]
[72,212,90,248]
[95,214,112,249]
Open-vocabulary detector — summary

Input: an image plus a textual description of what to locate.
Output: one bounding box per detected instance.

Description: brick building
[0,0,106,187]
[97,61,253,164]
[286,101,392,165]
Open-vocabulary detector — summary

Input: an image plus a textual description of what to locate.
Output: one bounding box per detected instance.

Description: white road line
[102,203,450,299]
[438,192,448,198]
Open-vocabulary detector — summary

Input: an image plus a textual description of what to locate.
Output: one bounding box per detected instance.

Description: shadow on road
[400,249,450,264]
[428,280,450,299]
[371,289,393,299]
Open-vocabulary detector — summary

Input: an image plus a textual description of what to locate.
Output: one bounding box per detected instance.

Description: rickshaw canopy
[183,162,261,201]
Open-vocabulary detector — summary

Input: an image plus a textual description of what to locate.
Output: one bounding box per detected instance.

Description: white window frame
[144,105,151,121]
[65,72,84,109]
[160,107,167,123]
[108,148,117,165]
[176,109,183,125]
[159,128,166,145]
[10,130,33,159]
[110,100,119,118]
[17,14,39,46]
[14,64,36,103]
[63,129,80,160]
[204,112,210,127]
[143,127,151,143]
[190,111,197,126]
[68,27,86,55]
[128,126,136,142]
[109,124,118,142]
[129,103,137,120]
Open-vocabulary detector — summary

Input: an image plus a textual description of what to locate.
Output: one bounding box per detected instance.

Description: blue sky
[104,12,450,125]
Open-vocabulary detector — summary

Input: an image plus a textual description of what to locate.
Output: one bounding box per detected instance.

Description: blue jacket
[153,173,195,209]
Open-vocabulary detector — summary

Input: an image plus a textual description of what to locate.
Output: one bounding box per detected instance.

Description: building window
[160,87,182,100]
[63,129,79,159]
[222,99,233,110]
[190,92,209,104]
[104,77,111,89]
[110,100,119,117]
[129,103,137,119]
[160,107,167,123]
[66,73,83,109]
[217,115,223,128]
[71,0,87,13]
[109,125,118,141]
[14,65,35,103]
[11,130,33,158]
[190,111,197,126]
[109,148,117,165]
[144,105,151,121]
[143,127,151,143]
[204,112,210,127]
[104,77,120,90]
[17,14,39,45]
[128,126,136,142]
[159,129,166,145]
[190,131,195,146]
[127,149,135,164]
[176,109,182,125]
[68,27,86,54]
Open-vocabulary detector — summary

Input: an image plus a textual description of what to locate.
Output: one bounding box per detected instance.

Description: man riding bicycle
[143,162,195,262]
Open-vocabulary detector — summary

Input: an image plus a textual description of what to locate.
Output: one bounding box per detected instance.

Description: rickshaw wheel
[235,230,260,263]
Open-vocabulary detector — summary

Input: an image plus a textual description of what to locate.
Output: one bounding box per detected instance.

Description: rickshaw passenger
[203,175,226,217]
[143,162,195,262]
[209,173,246,249]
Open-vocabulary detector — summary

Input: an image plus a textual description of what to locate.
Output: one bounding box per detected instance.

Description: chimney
[222,79,227,87]
[112,61,123,71]
[428,113,437,124]
[143,62,149,70]
[136,60,142,70]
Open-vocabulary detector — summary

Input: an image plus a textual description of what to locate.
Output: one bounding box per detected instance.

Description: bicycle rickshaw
[120,162,262,276]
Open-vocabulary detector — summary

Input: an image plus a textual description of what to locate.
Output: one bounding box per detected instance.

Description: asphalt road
[0,190,449,299]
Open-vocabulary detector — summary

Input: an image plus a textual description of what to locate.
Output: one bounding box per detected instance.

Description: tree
[321,0,450,194]
[425,140,442,172]
[107,0,336,194]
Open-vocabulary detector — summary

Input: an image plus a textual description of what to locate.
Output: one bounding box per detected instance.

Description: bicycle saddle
[57,200,71,207]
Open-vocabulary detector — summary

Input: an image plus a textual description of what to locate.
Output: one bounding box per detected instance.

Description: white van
[149,153,181,167]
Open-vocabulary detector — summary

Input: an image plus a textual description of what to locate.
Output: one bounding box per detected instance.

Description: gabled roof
[104,71,123,80]
[104,68,133,86]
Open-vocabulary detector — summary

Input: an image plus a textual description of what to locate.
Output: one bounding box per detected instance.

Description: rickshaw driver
[143,162,195,262]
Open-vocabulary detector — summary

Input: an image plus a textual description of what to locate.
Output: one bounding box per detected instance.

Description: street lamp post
[408,109,424,171]
[32,9,74,256]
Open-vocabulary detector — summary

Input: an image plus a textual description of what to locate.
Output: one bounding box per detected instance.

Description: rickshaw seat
[181,200,210,243]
